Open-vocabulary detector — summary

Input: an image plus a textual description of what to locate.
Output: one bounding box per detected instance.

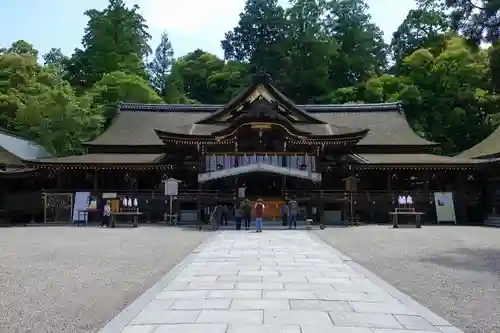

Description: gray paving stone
[231,299,290,310]
[112,231,462,333]
[170,298,232,310]
[394,314,439,331]
[307,277,354,284]
[131,309,200,325]
[209,290,262,299]
[238,270,280,276]
[235,282,284,290]
[264,310,333,326]
[349,301,417,315]
[329,312,404,329]
[301,326,373,333]
[186,282,236,290]
[372,328,438,333]
[290,300,353,312]
[227,324,301,333]
[154,324,228,333]
[121,325,158,333]
[317,291,400,303]
[196,310,263,325]
[264,275,308,283]
[218,275,263,282]
[263,290,317,300]
[283,282,333,291]
[156,290,210,299]
[436,327,464,333]
[175,275,219,282]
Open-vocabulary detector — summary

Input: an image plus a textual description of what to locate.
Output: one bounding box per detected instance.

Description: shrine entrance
[239,173,283,198]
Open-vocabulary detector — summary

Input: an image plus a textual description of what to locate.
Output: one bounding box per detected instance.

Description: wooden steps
[484,215,500,227]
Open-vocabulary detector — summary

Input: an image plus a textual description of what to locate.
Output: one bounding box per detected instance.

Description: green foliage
[0,0,499,157]
[88,71,163,119]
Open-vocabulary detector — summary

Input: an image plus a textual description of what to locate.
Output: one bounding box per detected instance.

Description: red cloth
[254,203,264,218]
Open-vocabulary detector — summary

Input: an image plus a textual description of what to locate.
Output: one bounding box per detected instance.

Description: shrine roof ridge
[117,102,403,113]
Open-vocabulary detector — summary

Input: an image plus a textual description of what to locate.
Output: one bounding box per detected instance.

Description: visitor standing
[288,196,299,229]
[281,201,289,226]
[242,199,252,230]
[101,200,111,227]
[222,204,228,226]
[234,204,242,230]
[254,198,265,233]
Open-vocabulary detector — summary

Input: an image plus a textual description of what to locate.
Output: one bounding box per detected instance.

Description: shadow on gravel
[420,247,500,275]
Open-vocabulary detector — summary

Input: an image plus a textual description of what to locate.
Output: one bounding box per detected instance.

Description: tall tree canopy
[1,0,499,156]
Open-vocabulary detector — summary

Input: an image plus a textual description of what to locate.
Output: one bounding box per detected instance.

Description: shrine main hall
[2,73,499,225]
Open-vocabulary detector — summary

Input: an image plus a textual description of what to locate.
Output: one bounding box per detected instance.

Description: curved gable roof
[87,102,435,147]
[457,125,500,159]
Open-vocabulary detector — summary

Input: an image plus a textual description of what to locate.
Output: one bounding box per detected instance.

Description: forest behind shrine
[1,0,500,156]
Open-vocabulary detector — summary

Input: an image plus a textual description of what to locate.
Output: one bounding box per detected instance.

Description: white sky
[135,0,417,57]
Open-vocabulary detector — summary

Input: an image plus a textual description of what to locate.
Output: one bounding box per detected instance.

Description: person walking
[254,198,265,233]
[288,196,299,229]
[242,199,252,230]
[281,200,289,227]
[234,204,242,230]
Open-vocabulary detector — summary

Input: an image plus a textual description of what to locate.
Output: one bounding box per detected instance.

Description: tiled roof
[87,102,434,147]
[0,129,52,160]
[359,153,479,165]
[456,125,500,159]
[29,153,164,164]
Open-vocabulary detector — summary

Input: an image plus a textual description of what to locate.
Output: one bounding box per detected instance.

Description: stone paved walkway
[103,231,463,333]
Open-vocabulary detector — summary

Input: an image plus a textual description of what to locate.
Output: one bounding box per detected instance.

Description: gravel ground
[315,225,500,333]
[0,226,211,333]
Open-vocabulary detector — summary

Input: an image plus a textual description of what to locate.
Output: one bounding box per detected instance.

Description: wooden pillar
[423,169,429,191]
[386,171,392,191]
[56,171,62,189]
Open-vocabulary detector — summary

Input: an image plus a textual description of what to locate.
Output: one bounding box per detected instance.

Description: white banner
[434,192,456,223]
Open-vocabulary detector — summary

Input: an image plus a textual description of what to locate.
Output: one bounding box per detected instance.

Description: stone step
[484,215,500,227]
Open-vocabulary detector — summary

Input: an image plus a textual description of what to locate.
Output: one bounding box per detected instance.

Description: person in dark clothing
[234,204,242,230]
[288,196,299,229]
[281,200,289,227]
[222,205,228,226]
[241,199,252,230]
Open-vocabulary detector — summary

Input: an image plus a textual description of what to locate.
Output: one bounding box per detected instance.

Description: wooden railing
[39,188,481,203]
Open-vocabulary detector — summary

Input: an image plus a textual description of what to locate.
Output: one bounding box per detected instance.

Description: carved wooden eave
[154,129,234,145]
[196,73,326,125]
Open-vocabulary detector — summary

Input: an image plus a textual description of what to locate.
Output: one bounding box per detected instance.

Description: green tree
[88,71,162,120]
[148,31,174,94]
[15,72,104,156]
[221,0,288,79]
[0,40,39,58]
[391,8,450,66]
[43,48,69,76]
[173,49,249,104]
[280,0,337,102]
[322,0,388,88]
[419,0,500,44]
[65,0,151,91]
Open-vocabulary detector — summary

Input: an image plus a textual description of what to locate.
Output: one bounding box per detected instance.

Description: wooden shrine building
[14,73,487,224]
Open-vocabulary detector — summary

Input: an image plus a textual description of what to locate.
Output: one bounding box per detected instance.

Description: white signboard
[434,192,456,224]
[164,178,180,196]
[238,186,246,198]
[72,191,91,222]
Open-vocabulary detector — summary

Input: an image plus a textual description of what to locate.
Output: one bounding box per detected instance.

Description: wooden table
[110,211,142,228]
[389,211,425,228]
